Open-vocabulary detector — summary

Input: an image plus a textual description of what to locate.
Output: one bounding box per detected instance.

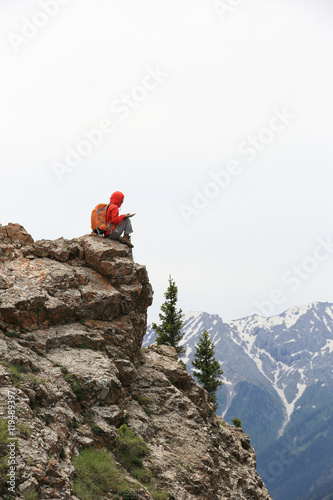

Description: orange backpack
[91,203,115,235]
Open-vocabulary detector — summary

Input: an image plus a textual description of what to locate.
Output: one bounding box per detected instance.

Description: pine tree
[192,330,223,411]
[151,275,185,356]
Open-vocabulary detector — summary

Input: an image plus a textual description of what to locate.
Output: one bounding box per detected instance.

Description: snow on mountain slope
[220,303,333,425]
[145,302,333,432]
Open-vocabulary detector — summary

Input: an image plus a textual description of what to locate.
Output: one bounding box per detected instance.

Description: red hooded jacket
[105,191,126,236]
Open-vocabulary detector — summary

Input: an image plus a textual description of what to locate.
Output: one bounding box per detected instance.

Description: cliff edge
[0,224,271,500]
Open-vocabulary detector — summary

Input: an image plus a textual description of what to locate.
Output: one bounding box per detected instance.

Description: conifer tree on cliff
[192,330,223,411]
[152,275,185,356]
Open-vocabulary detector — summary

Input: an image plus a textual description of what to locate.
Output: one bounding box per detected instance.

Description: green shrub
[232,417,242,428]
[60,366,69,376]
[114,425,169,498]
[4,331,20,338]
[132,394,151,417]
[61,367,84,402]
[16,364,27,374]
[115,424,148,474]
[120,492,138,500]
[72,448,137,500]
[85,413,102,436]
[132,467,152,484]
[70,378,84,402]
[132,457,143,468]
[132,394,150,406]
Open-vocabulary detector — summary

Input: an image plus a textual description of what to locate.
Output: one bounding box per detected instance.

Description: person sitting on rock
[105,191,134,248]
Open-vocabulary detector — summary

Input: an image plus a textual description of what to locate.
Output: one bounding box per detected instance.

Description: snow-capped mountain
[144,302,333,500]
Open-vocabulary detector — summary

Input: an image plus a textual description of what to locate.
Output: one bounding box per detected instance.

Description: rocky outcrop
[0,224,271,500]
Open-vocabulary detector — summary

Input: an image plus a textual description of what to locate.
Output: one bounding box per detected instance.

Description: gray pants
[108,218,133,240]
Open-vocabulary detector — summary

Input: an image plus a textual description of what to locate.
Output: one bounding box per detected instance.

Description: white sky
[1,0,333,324]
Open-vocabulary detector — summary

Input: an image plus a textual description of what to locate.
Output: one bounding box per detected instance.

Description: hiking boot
[119,235,134,248]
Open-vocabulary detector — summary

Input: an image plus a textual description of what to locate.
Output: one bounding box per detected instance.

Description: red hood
[110,191,124,208]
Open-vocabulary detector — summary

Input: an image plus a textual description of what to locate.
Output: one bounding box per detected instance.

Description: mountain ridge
[144,301,333,500]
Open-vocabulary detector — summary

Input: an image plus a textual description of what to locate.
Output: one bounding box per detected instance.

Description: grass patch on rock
[0,361,24,385]
[4,331,20,339]
[114,424,169,499]
[17,422,32,439]
[72,448,138,500]
[115,424,148,474]
[132,394,151,417]
[24,489,38,500]
[61,366,84,402]
[85,413,103,436]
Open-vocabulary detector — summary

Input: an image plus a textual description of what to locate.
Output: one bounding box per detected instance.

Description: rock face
[0,224,271,500]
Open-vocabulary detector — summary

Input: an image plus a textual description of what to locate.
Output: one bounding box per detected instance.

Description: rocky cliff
[0,224,271,500]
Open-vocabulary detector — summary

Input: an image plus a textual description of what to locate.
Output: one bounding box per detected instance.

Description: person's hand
[124,213,131,217]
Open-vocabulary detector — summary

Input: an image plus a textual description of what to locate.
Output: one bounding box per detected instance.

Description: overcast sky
[1,0,333,324]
